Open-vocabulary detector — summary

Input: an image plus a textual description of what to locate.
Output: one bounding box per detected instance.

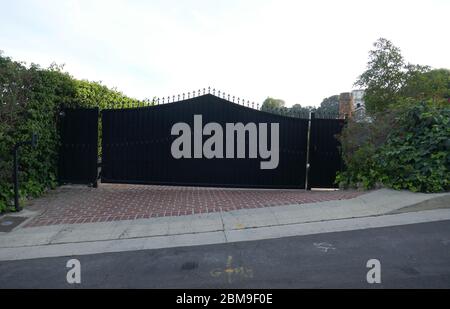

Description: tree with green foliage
[261,95,339,119]
[287,104,315,118]
[337,38,450,193]
[355,38,430,114]
[316,95,339,117]
[401,68,450,102]
[260,97,285,112]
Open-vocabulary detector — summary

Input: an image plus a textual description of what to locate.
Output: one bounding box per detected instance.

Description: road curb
[1,209,450,262]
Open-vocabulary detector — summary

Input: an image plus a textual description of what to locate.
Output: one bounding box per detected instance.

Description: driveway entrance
[24,184,362,228]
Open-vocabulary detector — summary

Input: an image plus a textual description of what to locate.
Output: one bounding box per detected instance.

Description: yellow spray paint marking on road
[210,255,253,284]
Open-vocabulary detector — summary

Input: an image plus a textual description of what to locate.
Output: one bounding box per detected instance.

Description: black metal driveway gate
[58,94,345,189]
[58,108,99,186]
[308,117,345,188]
[101,94,309,188]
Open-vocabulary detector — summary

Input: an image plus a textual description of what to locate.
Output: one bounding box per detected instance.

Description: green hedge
[0,53,144,212]
[336,100,450,192]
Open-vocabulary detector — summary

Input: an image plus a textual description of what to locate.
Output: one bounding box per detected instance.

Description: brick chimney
[339,92,354,119]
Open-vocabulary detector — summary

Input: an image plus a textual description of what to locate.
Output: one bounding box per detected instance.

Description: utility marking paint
[210,255,253,283]
[313,242,336,253]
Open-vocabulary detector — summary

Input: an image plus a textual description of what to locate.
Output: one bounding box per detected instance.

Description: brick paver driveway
[25,184,364,227]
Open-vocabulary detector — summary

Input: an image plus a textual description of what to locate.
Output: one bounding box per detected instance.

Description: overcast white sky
[1,0,449,107]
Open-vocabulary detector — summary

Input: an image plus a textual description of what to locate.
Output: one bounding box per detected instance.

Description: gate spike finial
[218,90,221,97]
[162,97,165,104]
[257,103,260,110]
[183,93,185,100]
[228,94,230,101]
[177,94,180,101]
[208,86,210,94]
[213,88,216,95]
[252,102,255,109]
[203,88,206,95]
[157,98,160,105]
[173,95,175,102]
[232,96,235,103]
[188,92,190,99]
[238,97,240,104]
[198,89,201,96]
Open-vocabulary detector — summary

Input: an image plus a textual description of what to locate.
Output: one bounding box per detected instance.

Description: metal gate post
[304,112,314,190]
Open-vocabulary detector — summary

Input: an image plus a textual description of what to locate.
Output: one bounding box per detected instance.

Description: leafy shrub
[337,101,450,192]
[0,57,74,212]
[375,102,450,192]
[0,53,144,213]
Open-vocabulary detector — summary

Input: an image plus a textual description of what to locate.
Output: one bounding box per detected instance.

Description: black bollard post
[13,145,20,211]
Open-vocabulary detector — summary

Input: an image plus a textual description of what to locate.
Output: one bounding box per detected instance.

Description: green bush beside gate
[0,52,144,212]
[336,38,450,193]
[336,100,450,192]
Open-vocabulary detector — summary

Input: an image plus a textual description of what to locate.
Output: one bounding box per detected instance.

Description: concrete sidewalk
[0,189,449,261]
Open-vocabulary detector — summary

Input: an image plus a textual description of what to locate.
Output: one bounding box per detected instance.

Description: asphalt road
[1,220,450,288]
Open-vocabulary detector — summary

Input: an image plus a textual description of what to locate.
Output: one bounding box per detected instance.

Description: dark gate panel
[102,94,309,188]
[58,108,99,185]
[308,118,345,188]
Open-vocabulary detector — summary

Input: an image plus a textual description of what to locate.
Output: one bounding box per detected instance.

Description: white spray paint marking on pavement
[313,242,336,253]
